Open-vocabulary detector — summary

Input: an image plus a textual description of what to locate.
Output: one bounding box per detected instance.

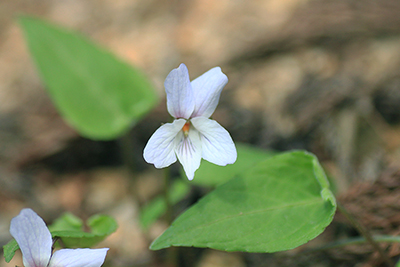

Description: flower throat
[182,122,190,137]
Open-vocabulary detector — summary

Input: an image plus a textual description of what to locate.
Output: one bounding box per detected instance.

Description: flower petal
[144,119,186,168]
[191,67,228,118]
[191,117,237,166]
[175,127,202,180]
[10,208,52,267]
[165,63,195,119]
[48,248,108,267]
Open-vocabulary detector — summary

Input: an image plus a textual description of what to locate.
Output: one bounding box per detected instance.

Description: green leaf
[51,214,118,247]
[150,151,336,252]
[48,212,83,232]
[19,17,158,140]
[3,213,117,262]
[192,143,275,187]
[3,239,18,263]
[140,180,191,230]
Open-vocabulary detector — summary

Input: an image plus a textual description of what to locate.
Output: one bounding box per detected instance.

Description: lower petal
[191,117,237,166]
[143,119,186,168]
[10,209,52,267]
[48,248,108,267]
[175,128,202,180]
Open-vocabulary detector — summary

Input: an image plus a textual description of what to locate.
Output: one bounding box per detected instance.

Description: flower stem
[119,130,142,209]
[337,203,394,267]
[119,128,136,169]
[163,167,178,267]
[163,167,172,225]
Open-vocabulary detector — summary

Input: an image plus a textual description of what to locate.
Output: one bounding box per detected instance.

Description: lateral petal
[191,67,228,118]
[165,63,195,119]
[10,208,52,267]
[144,119,186,168]
[191,117,237,166]
[175,128,202,180]
[48,248,108,267]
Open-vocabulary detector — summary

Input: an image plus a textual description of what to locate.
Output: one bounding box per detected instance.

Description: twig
[308,235,400,252]
[337,203,394,267]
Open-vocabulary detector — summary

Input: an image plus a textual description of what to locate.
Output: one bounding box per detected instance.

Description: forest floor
[2,0,400,266]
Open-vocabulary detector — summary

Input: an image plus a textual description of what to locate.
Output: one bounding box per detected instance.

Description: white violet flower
[144,63,237,180]
[10,208,108,267]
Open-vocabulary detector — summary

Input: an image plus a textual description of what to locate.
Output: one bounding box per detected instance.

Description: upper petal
[191,67,228,118]
[165,63,195,119]
[10,208,52,267]
[175,127,202,180]
[191,117,237,166]
[48,248,108,267]
[143,119,186,168]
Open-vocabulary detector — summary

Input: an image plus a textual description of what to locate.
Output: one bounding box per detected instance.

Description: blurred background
[2,0,400,266]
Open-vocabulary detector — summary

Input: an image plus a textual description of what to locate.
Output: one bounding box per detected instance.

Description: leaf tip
[310,153,337,208]
[149,240,166,251]
[320,187,336,207]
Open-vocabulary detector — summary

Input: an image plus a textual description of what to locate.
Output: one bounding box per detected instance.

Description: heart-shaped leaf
[150,151,336,252]
[192,143,275,187]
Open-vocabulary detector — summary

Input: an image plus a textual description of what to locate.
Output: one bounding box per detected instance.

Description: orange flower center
[182,122,190,137]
